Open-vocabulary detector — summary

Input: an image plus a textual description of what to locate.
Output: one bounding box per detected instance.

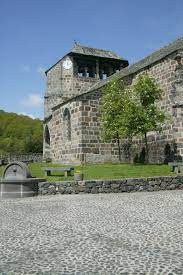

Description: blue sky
[0,0,183,119]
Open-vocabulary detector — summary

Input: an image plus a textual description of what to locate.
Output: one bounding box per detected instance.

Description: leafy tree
[131,74,167,162]
[100,74,167,163]
[100,78,132,161]
[0,110,43,155]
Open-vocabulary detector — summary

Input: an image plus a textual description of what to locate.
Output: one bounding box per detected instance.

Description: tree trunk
[127,137,132,162]
[144,132,149,163]
[116,132,121,162]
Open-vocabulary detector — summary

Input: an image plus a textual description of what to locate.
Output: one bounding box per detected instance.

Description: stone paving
[1,191,183,274]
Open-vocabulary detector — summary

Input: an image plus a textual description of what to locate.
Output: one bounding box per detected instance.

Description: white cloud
[37,66,46,76]
[18,112,35,119]
[21,93,43,108]
[21,65,30,72]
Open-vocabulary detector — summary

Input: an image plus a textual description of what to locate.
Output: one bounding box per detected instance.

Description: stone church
[43,38,183,164]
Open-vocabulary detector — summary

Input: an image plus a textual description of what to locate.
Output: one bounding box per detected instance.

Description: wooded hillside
[0,110,43,154]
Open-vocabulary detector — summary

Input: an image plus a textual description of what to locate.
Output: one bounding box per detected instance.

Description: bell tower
[44,43,129,118]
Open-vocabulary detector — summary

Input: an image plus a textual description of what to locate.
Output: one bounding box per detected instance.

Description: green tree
[0,110,43,155]
[129,74,167,163]
[100,74,167,163]
[100,78,132,161]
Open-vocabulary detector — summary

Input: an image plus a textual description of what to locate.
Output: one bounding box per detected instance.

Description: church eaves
[71,43,125,60]
[45,43,127,74]
[47,37,183,117]
[89,37,183,92]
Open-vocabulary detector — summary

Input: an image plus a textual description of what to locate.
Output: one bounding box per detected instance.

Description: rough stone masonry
[38,176,183,196]
[43,38,183,164]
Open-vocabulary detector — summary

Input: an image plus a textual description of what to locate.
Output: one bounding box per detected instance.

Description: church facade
[43,38,183,164]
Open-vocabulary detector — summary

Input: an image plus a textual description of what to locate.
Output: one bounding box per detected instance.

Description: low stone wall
[39,176,183,195]
[1,153,43,163]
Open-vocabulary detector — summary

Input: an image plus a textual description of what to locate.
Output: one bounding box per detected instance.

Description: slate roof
[45,37,183,118]
[89,37,183,92]
[71,43,125,60]
[45,43,127,74]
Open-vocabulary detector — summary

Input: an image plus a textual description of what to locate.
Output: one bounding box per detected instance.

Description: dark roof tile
[89,37,183,92]
[71,43,125,60]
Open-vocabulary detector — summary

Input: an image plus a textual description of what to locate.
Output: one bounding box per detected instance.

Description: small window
[63,108,71,141]
[45,125,50,145]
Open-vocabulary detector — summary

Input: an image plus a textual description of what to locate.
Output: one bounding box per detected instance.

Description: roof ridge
[47,36,183,112]
[73,43,118,54]
[87,36,183,92]
[71,43,124,60]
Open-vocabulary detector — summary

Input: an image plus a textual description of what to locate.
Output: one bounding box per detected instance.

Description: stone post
[108,66,113,76]
[73,60,78,76]
[119,64,124,71]
[99,69,103,80]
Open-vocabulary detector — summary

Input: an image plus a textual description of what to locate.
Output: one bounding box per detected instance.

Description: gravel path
[0,191,183,274]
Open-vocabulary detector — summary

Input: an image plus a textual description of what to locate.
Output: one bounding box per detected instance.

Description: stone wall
[1,153,43,163]
[44,55,100,118]
[47,99,84,164]
[49,88,128,164]
[48,89,122,164]
[79,91,120,163]
[74,51,180,164]
[45,55,75,118]
[73,76,98,95]
[38,176,183,195]
[45,44,183,165]
[43,54,101,160]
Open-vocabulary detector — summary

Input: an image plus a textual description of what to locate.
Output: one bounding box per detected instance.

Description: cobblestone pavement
[1,191,183,274]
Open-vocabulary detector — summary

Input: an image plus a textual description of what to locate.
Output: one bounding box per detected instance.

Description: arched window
[45,125,50,145]
[63,108,71,141]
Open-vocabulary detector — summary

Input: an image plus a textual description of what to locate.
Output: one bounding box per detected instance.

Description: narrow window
[45,125,50,145]
[63,108,71,141]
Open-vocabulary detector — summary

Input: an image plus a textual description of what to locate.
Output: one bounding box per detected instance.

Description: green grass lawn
[0,162,175,181]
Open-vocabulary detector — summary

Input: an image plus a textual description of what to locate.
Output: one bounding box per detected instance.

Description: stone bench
[168,162,183,173]
[43,167,74,177]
